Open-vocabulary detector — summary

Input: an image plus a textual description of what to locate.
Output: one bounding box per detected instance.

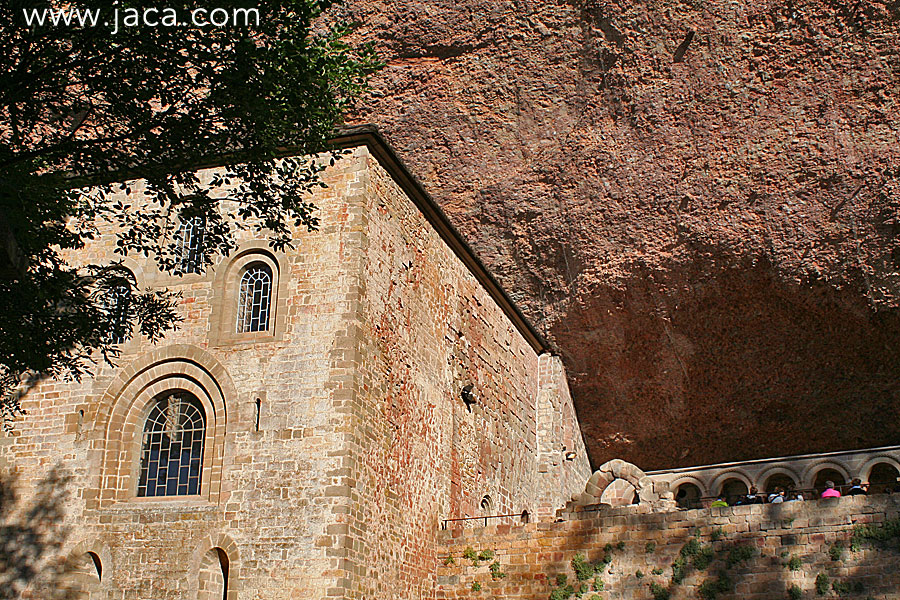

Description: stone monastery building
[0,127,592,599]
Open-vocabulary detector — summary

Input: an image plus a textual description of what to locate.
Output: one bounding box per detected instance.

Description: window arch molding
[209,243,288,346]
[92,345,232,509]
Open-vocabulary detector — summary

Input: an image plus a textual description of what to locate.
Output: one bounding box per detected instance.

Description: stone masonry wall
[437,495,900,600]
[329,151,589,600]
[0,148,375,599]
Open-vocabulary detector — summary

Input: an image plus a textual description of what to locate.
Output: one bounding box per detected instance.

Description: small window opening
[87,551,102,581]
[102,282,132,344]
[520,509,530,524]
[177,216,206,274]
[254,398,261,432]
[480,494,494,514]
[461,384,475,412]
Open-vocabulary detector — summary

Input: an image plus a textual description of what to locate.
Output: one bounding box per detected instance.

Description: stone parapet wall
[436,495,900,600]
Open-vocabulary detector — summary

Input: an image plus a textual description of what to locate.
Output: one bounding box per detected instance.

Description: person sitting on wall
[736,486,764,505]
[768,487,786,503]
[821,480,841,498]
[710,495,728,508]
[786,490,805,501]
[847,478,867,496]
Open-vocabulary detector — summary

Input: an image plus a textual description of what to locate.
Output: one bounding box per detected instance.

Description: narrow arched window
[103,282,131,344]
[138,392,206,497]
[237,263,272,333]
[177,216,206,274]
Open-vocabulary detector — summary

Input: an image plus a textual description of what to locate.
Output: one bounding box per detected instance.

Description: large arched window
[138,392,206,497]
[236,263,272,333]
[177,216,206,274]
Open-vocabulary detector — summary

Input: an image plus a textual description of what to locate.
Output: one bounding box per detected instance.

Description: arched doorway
[813,468,847,496]
[198,548,229,600]
[867,462,900,494]
[764,473,797,494]
[675,483,703,509]
[720,478,749,505]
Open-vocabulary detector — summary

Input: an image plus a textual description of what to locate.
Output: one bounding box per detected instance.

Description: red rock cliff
[335,0,900,470]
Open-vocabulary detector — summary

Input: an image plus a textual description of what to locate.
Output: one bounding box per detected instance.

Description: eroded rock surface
[335,0,900,470]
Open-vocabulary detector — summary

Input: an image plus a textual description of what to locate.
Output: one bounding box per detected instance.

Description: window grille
[137,392,206,497]
[236,263,272,333]
[177,216,205,274]
[103,283,131,344]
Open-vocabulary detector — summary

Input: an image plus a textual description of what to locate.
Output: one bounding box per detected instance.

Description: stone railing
[645,445,900,506]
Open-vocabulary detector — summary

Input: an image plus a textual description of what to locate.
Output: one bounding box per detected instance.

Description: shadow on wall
[0,465,97,600]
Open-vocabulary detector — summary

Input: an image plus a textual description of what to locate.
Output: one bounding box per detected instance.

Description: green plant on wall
[693,545,715,570]
[549,583,575,600]
[645,541,657,553]
[828,542,844,562]
[851,517,900,551]
[636,570,645,579]
[725,545,756,568]
[815,573,830,595]
[489,561,506,580]
[680,538,701,558]
[786,555,802,571]
[478,549,494,562]
[671,556,687,584]
[443,554,455,566]
[471,581,481,592]
[463,547,479,565]
[698,573,732,600]
[710,527,725,542]
[592,577,604,591]
[572,553,594,581]
[832,580,850,595]
[651,568,663,576]
[649,581,670,600]
[788,584,802,600]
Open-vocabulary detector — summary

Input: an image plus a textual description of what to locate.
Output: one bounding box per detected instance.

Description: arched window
[177,216,206,274]
[236,263,272,333]
[103,282,131,344]
[138,392,206,497]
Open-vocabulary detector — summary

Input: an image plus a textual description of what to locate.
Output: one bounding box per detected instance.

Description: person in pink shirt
[821,480,841,498]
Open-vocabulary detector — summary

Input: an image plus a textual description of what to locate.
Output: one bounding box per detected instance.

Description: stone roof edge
[330,124,552,356]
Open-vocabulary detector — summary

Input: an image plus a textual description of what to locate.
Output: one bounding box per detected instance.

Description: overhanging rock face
[337,0,900,469]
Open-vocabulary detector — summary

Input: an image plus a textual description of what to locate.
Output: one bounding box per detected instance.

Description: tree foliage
[0,0,380,420]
